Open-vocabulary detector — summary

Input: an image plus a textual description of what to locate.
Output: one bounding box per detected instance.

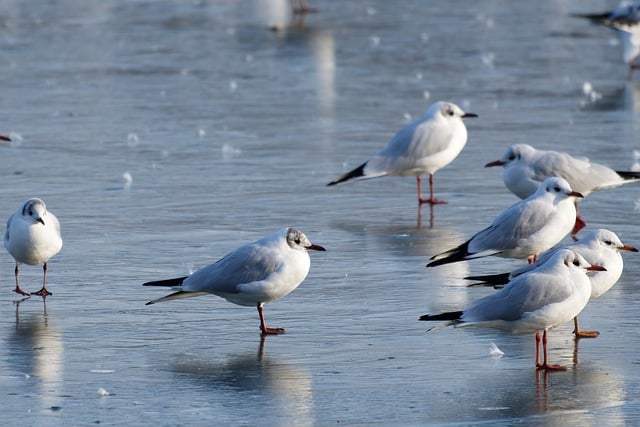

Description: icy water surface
[1,0,640,425]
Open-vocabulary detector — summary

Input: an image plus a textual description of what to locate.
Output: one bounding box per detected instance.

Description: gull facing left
[421,249,606,370]
[427,177,582,267]
[4,198,63,296]
[144,228,325,335]
[327,101,477,205]
[486,144,640,236]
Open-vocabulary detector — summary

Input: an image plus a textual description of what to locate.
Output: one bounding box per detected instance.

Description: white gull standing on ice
[427,177,582,267]
[328,101,477,205]
[464,228,638,338]
[144,228,325,335]
[4,198,63,296]
[421,249,606,370]
[485,144,640,236]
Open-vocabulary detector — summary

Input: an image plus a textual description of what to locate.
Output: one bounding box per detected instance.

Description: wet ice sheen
[0,0,639,425]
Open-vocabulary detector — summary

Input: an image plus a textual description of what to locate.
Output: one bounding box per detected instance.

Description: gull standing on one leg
[144,228,325,335]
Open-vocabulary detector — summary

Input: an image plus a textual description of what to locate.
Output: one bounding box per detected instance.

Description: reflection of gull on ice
[245,0,336,118]
[448,336,626,425]
[9,303,64,410]
[171,337,313,425]
[581,81,640,111]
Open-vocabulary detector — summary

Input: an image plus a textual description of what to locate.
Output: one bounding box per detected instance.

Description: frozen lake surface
[1,0,640,425]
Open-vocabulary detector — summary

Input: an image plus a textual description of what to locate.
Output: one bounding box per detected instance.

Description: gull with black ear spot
[486,144,640,237]
[144,228,325,336]
[328,101,477,205]
[428,177,583,267]
[465,228,638,338]
[4,198,63,296]
[421,249,606,370]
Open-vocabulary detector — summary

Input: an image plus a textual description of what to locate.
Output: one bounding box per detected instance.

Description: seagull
[573,0,640,77]
[427,177,582,267]
[420,249,606,370]
[144,228,325,335]
[327,101,477,205]
[485,144,640,237]
[4,198,63,296]
[465,229,638,338]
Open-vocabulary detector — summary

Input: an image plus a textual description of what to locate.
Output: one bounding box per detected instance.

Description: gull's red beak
[485,160,504,168]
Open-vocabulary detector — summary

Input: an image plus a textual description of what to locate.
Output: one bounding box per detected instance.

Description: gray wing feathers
[181,244,282,294]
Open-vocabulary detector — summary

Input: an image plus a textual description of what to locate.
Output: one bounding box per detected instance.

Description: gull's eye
[554,186,561,192]
[604,240,612,246]
[295,238,301,245]
[573,259,580,266]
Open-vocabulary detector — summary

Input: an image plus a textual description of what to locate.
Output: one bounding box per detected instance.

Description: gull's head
[429,101,477,121]
[591,228,639,253]
[554,249,606,273]
[286,228,326,252]
[537,177,583,200]
[21,198,48,225]
[485,144,535,168]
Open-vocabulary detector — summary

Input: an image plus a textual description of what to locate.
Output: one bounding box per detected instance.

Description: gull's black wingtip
[419,311,463,321]
[327,162,367,186]
[142,277,187,287]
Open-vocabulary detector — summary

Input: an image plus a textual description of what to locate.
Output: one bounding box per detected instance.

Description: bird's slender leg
[12,264,30,296]
[629,63,640,80]
[571,201,586,240]
[257,303,285,335]
[537,330,567,371]
[573,316,599,339]
[32,262,53,296]
[290,0,317,14]
[417,174,448,205]
[535,331,542,368]
[527,254,538,264]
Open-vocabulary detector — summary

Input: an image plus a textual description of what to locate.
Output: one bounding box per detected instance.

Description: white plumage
[4,198,63,296]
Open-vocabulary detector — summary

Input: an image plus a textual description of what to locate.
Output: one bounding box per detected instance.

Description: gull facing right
[327,101,477,205]
[427,177,582,267]
[485,144,640,236]
[465,229,638,338]
[421,249,606,370]
[144,228,325,335]
[4,198,63,296]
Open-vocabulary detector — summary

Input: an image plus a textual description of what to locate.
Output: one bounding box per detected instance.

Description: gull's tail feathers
[142,277,188,287]
[419,311,463,331]
[464,272,510,288]
[616,170,640,182]
[327,161,388,186]
[327,162,367,186]
[145,290,208,305]
[427,241,471,267]
[419,311,463,322]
